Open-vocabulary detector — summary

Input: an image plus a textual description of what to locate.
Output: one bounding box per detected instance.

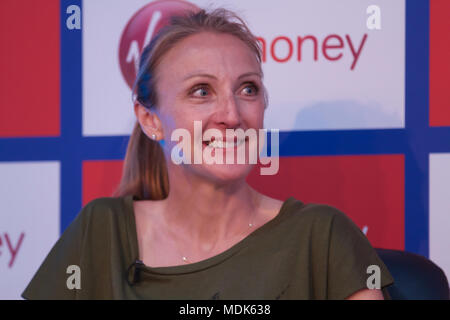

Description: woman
[22,8,393,300]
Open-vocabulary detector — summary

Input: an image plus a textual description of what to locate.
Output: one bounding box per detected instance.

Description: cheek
[241,102,265,128]
[158,106,186,133]
[159,109,198,151]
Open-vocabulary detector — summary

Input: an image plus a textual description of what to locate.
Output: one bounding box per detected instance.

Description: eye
[189,84,210,98]
[241,83,259,96]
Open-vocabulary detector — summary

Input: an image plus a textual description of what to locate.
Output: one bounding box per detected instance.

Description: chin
[198,163,254,185]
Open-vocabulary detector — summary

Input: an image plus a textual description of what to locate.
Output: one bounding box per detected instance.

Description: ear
[134,103,164,140]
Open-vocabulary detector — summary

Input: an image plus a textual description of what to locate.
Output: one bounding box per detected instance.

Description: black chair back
[376,248,449,300]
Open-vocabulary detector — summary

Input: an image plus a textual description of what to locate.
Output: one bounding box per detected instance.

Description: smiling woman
[22,8,394,300]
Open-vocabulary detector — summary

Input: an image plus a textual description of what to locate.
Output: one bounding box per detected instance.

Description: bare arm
[346,289,384,300]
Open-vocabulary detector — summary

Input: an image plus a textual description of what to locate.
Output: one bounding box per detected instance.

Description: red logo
[0,232,25,268]
[118,0,199,89]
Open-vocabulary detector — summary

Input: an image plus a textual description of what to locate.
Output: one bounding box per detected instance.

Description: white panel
[429,153,450,282]
[250,0,405,131]
[83,0,143,137]
[0,162,60,299]
[83,0,404,135]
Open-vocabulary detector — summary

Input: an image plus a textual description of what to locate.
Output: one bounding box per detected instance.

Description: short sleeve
[21,203,91,300]
[326,209,394,300]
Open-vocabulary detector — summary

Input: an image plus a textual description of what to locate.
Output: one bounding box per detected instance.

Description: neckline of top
[123,194,301,275]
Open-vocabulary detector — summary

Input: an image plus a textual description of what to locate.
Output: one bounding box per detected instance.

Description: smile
[204,137,247,149]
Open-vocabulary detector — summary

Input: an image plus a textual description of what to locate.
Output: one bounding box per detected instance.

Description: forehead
[156,32,261,82]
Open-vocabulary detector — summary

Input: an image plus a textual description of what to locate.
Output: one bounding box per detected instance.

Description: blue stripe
[60,0,83,232]
[404,0,430,257]
[3,127,450,160]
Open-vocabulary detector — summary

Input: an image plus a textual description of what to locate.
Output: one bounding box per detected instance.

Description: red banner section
[82,160,124,206]
[430,0,450,127]
[0,0,60,137]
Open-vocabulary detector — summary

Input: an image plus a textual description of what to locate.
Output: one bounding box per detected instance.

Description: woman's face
[154,31,266,184]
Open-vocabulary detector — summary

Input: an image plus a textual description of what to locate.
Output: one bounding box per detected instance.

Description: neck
[161,166,261,249]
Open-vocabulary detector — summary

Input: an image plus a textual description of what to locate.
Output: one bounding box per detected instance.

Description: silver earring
[151,134,156,140]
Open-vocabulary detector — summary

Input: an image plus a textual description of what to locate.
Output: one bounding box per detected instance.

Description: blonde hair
[113,8,264,200]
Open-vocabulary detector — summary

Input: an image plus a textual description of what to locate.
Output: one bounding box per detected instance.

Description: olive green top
[22,195,394,300]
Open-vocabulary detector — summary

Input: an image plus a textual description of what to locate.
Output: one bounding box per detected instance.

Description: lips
[203,136,248,149]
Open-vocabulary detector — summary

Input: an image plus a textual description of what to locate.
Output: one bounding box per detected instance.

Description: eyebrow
[182,71,262,81]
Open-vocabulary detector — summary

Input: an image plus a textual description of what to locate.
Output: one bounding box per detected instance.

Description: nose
[213,93,241,129]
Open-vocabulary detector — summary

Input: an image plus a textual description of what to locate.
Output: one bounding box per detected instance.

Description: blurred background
[0,0,448,299]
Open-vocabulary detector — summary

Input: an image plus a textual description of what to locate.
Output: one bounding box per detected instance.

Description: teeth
[206,139,245,148]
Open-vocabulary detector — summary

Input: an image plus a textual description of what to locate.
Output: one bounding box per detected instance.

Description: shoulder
[287,198,351,227]
[255,192,344,225]
[76,196,129,228]
[280,198,364,243]
[72,196,133,259]
[83,196,125,211]
[299,202,345,219]
[281,198,394,299]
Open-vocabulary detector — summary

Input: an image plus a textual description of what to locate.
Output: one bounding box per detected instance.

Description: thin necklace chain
[180,218,255,264]
[165,205,259,264]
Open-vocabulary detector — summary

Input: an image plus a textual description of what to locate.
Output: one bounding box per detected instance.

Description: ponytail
[113,122,168,200]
